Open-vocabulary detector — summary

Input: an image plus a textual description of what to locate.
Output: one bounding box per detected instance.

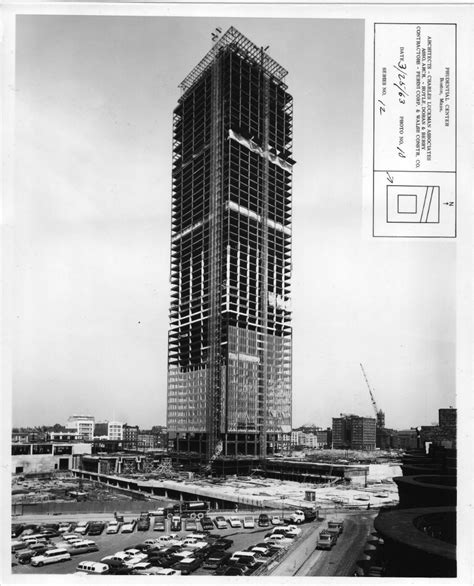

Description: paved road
[295,512,376,577]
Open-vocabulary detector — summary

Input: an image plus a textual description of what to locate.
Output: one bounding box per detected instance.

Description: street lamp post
[280,496,286,521]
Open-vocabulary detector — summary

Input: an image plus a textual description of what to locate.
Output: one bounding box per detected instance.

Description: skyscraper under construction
[167,27,294,461]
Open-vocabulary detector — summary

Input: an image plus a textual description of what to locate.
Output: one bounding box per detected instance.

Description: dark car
[215,562,250,576]
[104,560,132,575]
[12,524,25,538]
[258,514,271,527]
[41,523,60,531]
[172,557,202,575]
[212,538,233,550]
[88,522,106,536]
[147,554,177,568]
[15,549,35,564]
[202,552,232,570]
[254,542,281,555]
[137,516,151,532]
[21,524,41,535]
[201,517,214,531]
[38,529,60,539]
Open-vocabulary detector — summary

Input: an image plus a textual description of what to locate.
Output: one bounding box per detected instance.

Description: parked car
[137,513,151,531]
[155,568,181,576]
[63,534,83,543]
[243,516,255,529]
[30,548,71,567]
[212,538,233,550]
[101,552,132,564]
[202,551,232,570]
[101,559,132,575]
[88,522,105,536]
[271,515,283,525]
[184,518,198,531]
[230,551,261,568]
[228,516,241,528]
[106,520,121,534]
[271,527,296,539]
[76,561,110,575]
[264,534,292,547]
[28,543,49,556]
[12,524,25,538]
[15,549,35,564]
[74,521,90,535]
[68,540,99,555]
[214,516,227,529]
[248,545,273,557]
[131,562,165,575]
[172,556,202,575]
[258,514,271,527]
[217,566,247,576]
[121,520,137,533]
[11,540,28,552]
[170,516,182,531]
[282,524,301,537]
[200,516,214,531]
[153,517,166,531]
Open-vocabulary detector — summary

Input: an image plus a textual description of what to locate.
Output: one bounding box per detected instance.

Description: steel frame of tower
[167,27,293,461]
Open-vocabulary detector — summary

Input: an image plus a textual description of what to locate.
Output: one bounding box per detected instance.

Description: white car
[106,520,121,534]
[153,535,182,547]
[156,568,181,576]
[243,516,255,529]
[132,562,164,575]
[228,516,241,528]
[121,520,136,533]
[74,521,89,535]
[271,516,283,525]
[188,532,208,540]
[284,524,301,537]
[264,534,292,546]
[125,556,148,568]
[31,548,71,567]
[63,534,82,544]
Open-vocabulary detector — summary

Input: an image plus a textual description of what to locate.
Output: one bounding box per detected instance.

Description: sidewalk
[267,522,323,576]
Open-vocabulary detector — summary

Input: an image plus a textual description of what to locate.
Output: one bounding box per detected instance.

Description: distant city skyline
[12,16,455,431]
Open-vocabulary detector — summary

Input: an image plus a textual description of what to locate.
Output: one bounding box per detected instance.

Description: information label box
[373,23,456,237]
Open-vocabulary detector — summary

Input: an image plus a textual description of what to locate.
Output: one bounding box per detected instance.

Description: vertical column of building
[259,49,271,459]
[206,55,224,461]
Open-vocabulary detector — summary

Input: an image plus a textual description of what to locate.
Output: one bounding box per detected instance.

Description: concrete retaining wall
[11,498,171,516]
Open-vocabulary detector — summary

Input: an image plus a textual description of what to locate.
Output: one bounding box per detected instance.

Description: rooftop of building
[178,26,288,99]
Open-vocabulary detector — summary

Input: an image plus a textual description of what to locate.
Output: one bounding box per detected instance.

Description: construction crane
[360,363,385,429]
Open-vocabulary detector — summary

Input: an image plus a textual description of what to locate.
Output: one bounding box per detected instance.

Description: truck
[288,508,318,524]
[327,520,344,535]
[165,501,210,519]
[325,525,340,542]
[316,530,336,550]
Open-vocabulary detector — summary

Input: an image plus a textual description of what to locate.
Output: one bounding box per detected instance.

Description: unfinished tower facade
[167,27,294,461]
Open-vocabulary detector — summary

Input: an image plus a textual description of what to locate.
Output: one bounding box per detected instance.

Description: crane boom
[360,363,379,418]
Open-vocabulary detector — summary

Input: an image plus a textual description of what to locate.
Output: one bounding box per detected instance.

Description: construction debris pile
[11,475,133,504]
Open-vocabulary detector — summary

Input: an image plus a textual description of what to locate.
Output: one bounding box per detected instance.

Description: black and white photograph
[3,3,472,583]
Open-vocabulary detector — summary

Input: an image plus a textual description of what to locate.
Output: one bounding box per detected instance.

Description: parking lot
[12,512,317,576]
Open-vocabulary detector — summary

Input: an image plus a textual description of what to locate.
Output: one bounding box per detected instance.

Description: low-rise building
[12,442,92,475]
[67,415,95,441]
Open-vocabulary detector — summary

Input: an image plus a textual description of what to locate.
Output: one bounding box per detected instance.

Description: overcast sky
[12,15,456,430]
